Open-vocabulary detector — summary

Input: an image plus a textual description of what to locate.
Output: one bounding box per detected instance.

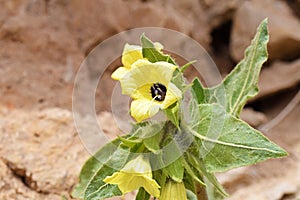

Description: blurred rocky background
[0,0,300,199]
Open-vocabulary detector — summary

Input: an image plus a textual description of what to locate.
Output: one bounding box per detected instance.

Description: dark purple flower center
[151,83,167,101]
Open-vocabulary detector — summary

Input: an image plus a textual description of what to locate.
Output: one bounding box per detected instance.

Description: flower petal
[141,176,161,198]
[122,155,153,174]
[153,42,163,51]
[115,175,160,197]
[131,83,153,100]
[122,44,143,68]
[111,67,129,80]
[160,180,187,200]
[103,155,161,197]
[130,99,160,122]
[103,171,125,185]
[104,172,135,194]
[120,60,176,96]
[161,82,182,109]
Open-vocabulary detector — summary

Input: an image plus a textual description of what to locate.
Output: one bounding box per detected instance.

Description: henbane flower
[119,59,182,122]
[111,42,163,80]
[111,44,143,80]
[103,155,160,198]
[160,180,188,200]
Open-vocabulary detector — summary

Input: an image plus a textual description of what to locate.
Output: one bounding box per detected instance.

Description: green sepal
[172,69,188,92]
[140,33,176,65]
[205,178,226,200]
[136,187,150,200]
[182,170,196,193]
[130,121,164,139]
[180,60,197,72]
[165,157,185,182]
[182,156,205,187]
[186,153,228,197]
[191,78,206,104]
[164,102,180,129]
[143,128,163,154]
[153,169,167,188]
[118,136,142,148]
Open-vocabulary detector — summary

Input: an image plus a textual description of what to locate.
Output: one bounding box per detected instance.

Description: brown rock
[228,180,298,200]
[159,0,210,46]
[0,159,61,200]
[255,59,300,100]
[65,0,132,54]
[0,0,214,112]
[230,0,300,62]
[286,0,300,18]
[0,107,88,199]
[1,0,300,199]
[0,0,83,111]
[199,0,244,28]
[0,106,127,199]
[66,0,198,53]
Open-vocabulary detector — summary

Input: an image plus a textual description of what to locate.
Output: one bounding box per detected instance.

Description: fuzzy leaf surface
[203,19,269,116]
[71,138,130,200]
[189,103,287,173]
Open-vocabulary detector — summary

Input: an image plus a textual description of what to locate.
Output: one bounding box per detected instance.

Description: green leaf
[164,102,180,128]
[183,171,196,194]
[153,169,167,188]
[188,80,206,130]
[189,103,287,173]
[158,124,194,170]
[136,187,150,200]
[182,155,205,187]
[204,18,269,116]
[84,145,130,200]
[143,129,162,153]
[130,121,164,139]
[165,157,184,182]
[150,123,193,182]
[186,153,227,197]
[86,184,121,200]
[140,34,176,65]
[71,138,130,200]
[71,138,122,199]
[205,178,225,200]
[191,78,206,104]
[172,69,188,92]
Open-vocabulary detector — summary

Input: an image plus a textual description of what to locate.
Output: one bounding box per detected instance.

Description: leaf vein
[190,127,279,154]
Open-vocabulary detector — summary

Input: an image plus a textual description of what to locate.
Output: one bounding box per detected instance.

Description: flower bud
[160,180,187,200]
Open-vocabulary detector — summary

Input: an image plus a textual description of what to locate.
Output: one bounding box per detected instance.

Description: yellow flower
[103,155,160,197]
[111,42,164,80]
[111,44,143,80]
[160,180,188,200]
[119,59,182,122]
